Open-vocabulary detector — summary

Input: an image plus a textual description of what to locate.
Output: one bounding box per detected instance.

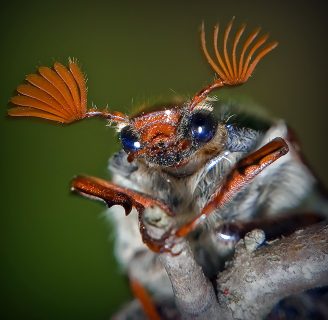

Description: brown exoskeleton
[7,18,327,316]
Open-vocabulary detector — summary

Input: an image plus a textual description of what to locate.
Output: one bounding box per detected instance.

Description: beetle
[7,17,325,314]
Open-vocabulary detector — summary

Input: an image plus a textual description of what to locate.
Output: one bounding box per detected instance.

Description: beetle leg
[215,211,325,245]
[175,137,289,238]
[130,278,161,320]
[71,175,175,253]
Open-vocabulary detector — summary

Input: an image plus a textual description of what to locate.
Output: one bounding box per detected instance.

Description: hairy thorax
[108,118,315,296]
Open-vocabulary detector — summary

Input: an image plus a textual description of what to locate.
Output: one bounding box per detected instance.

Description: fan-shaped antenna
[8,59,128,124]
[190,17,278,110]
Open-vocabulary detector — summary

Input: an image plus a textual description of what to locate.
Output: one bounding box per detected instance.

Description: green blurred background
[1,0,327,319]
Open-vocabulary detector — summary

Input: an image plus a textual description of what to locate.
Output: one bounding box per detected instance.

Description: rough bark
[160,240,218,320]
[216,223,328,319]
[115,223,328,319]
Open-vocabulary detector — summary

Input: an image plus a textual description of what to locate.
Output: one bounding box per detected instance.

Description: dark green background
[1,1,327,319]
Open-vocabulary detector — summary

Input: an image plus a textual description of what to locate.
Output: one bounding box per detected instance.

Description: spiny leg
[71,176,175,253]
[175,137,289,238]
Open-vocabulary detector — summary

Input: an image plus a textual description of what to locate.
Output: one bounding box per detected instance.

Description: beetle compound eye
[190,110,218,143]
[120,126,142,152]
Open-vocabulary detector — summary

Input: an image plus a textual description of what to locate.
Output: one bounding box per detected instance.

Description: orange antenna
[190,17,278,109]
[8,59,128,124]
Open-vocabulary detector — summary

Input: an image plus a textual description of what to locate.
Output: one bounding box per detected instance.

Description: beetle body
[7,17,327,314]
[108,100,316,297]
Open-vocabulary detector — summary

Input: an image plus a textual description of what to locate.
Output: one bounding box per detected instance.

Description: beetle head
[119,104,227,173]
[8,18,277,176]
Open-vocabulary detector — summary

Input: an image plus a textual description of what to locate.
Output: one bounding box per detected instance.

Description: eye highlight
[120,126,142,152]
[189,110,218,143]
